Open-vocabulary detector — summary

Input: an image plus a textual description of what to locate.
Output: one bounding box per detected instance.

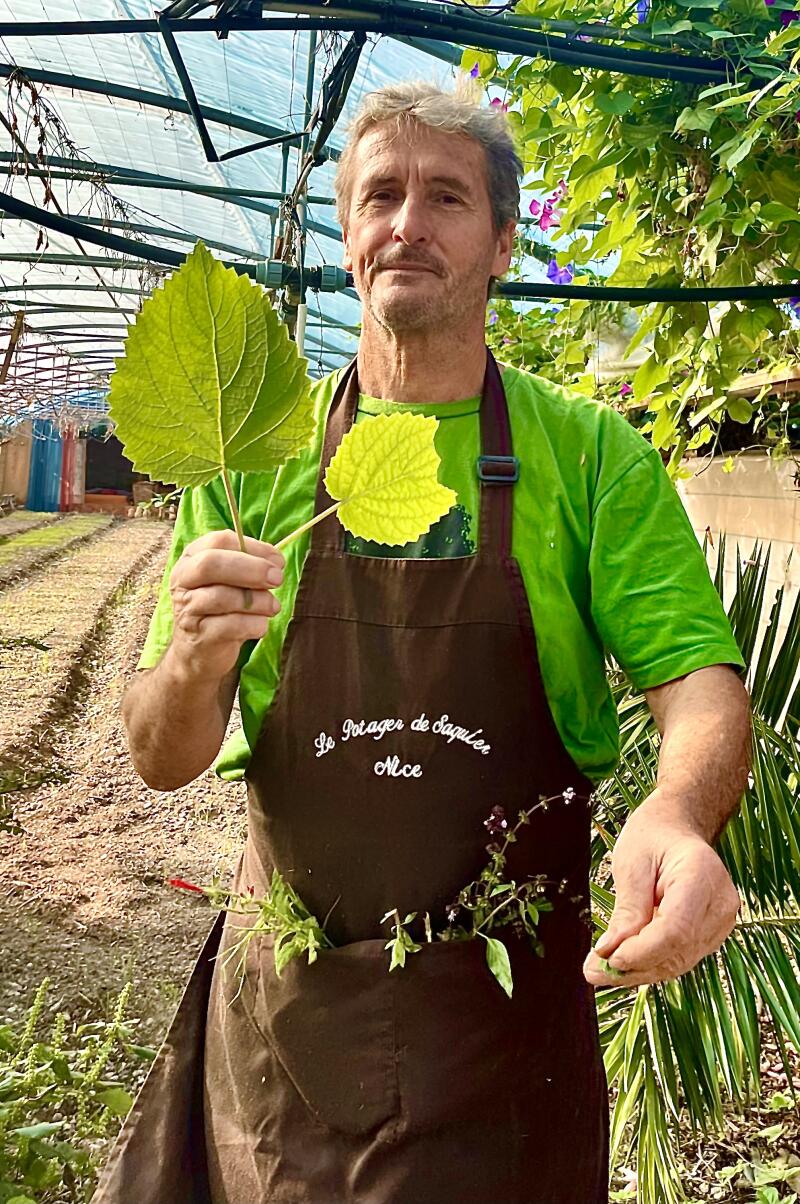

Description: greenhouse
[0,3,799,1203]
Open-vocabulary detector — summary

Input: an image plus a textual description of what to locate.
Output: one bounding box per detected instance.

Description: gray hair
[333,77,523,236]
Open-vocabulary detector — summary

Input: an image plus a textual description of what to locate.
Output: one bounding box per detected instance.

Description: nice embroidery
[314,712,492,778]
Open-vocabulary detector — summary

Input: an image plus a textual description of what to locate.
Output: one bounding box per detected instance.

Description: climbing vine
[465,0,800,472]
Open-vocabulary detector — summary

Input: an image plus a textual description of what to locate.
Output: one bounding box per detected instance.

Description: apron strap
[310,349,514,558]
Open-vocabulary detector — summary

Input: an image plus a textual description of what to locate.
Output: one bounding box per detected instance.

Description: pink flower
[619,382,633,397]
[490,97,509,111]
[529,199,542,217]
[539,202,561,232]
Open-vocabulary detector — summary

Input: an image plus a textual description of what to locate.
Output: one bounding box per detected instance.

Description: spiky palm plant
[596,537,800,1202]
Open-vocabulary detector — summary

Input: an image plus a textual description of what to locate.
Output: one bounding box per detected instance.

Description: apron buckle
[477,455,520,485]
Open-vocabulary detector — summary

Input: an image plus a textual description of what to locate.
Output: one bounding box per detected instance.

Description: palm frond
[596,533,800,1203]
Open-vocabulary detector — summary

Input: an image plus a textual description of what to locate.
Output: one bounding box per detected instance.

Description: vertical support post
[0,310,24,384]
[293,28,317,354]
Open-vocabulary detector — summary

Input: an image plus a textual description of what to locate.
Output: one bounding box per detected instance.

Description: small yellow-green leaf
[325,413,457,546]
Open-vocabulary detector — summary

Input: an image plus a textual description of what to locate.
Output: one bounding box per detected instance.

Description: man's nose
[391,195,430,245]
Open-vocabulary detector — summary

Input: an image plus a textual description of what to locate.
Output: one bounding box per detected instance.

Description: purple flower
[484,805,508,836]
[488,309,498,325]
[780,8,799,23]
[789,297,800,318]
[502,335,514,344]
[619,381,633,397]
[470,62,480,78]
[546,259,574,286]
[490,97,509,111]
[529,198,542,217]
[764,0,776,6]
[636,0,650,21]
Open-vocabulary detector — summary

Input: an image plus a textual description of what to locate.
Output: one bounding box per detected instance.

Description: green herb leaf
[96,1087,134,1117]
[108,241,315,488]
[482,935,514,998]
[324,412,457,545]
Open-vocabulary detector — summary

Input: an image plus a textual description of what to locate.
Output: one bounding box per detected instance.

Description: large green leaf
[323,412,457,545]
[108,242,315,488]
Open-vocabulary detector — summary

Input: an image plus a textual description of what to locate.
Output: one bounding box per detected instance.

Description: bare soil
[0,521,245,1043]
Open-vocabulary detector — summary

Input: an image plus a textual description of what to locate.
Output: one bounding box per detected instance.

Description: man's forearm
[643,665,752,844]
[121,645,235,791]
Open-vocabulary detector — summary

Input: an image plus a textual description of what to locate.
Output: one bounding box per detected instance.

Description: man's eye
[440,194,461,204]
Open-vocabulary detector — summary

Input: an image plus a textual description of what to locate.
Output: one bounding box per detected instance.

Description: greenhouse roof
[1,1,798,425]
[0,2,476,420]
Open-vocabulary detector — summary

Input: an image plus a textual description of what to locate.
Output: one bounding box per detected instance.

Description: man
[97,79,750,1204]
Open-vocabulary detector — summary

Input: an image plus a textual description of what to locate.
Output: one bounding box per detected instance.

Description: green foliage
[591,538,800,1203]
[0,980,149,1203]
[474,0,800,468]
[108,242,315,491]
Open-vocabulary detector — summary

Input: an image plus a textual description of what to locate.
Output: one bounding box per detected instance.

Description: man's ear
[342,228,353,272]
[493,219,517,278]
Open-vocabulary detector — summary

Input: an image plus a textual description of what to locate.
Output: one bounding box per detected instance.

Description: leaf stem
[221,469,253,610]
[275,500,342,551]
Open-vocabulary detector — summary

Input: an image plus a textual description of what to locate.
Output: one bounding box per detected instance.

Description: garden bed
[0,513,113,590]
[0,521,244,1039]
[0,521,169,781]
[0,510,60,542]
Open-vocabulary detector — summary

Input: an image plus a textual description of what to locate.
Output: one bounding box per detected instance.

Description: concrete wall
[0,422,32,506]
[678,453,799,659]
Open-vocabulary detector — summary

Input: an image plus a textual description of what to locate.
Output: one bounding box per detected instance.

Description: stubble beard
[362,257,493,337]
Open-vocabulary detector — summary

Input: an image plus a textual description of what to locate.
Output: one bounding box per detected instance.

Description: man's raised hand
[167,530,284,684]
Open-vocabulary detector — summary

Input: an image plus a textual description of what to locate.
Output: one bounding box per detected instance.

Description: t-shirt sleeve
[136,478,240,670]
[589,447,745,690]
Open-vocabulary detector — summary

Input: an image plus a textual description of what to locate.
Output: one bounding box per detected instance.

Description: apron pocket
[243,932,401,1138]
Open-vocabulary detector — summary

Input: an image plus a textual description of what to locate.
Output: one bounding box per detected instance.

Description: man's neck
[356,318,487,403]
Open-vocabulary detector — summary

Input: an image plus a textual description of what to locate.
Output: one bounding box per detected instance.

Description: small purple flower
[546,259,574,286]
[502,335,514,345]
[636,0,650,21]
[488,309,498,325]
[490,97,509,112]
[529,198,542,218]
[789,297,800,319]
[780,8,799,23]
[619,381,633,397]
[764,0,776,6]
[470,62,480,78]
[483,805,508,836]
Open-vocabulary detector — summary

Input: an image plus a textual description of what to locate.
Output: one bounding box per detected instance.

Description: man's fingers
[593,854,657,959]
[174,547,284,593]
[186,530,285,569]
[601,877,738,981]
[177,584,281,620]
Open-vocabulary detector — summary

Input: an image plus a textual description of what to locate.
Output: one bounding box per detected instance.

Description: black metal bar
[0,63,339,161]
[156,12,221,162]
[0,9,746,84]
[4,185,799,304]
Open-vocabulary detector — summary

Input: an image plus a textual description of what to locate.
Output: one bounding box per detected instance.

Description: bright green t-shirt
[137,361,744,783]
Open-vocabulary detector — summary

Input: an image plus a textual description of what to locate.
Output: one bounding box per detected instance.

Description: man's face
[342,122,515,335]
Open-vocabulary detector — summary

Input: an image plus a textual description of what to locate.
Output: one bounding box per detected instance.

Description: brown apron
[93,349,609,1204]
